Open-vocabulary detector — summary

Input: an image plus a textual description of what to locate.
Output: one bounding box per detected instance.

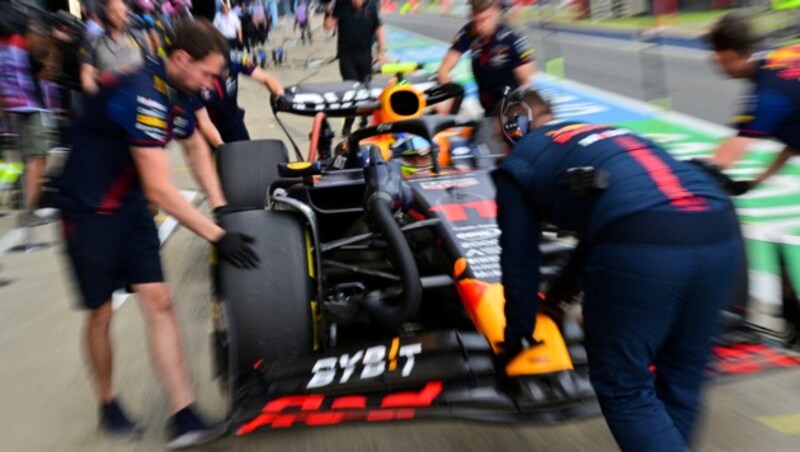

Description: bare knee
[135,283,175,321]
[87,303,113,330]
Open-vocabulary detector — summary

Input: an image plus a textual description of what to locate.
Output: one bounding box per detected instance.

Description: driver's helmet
[391,134,434,177]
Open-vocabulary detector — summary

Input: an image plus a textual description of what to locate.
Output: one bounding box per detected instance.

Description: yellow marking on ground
[173,166,190,172]
[388,337,400,371]
[758,413,800,435]
[154,214,168,224]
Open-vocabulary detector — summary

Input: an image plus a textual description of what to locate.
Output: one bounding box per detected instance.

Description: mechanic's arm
[80,63,99,95]
[179,131,227,210]
[495,169,541,350]
[752,145,795,187]
[131,146,225,242]
[712,136,756,169]
[237,25,244,45]
[323,3,337,31]
[437,49,462,85]
[375,25,387,62]
[249,67,284,96]
[194,107,225,149]
[513,62,536,86]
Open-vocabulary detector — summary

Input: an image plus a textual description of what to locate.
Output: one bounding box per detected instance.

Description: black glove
[688,158,754,196]
[271,95,291,111]
[728,179,754,196]
[212,205,240,223]
[494,334,540,373]
[216,232,259,269]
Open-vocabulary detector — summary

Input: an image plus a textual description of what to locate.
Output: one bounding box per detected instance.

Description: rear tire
[217,139,289,209]
[218,209,315,392]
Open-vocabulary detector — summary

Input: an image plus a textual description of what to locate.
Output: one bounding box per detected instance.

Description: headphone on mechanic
[499,85,536,144]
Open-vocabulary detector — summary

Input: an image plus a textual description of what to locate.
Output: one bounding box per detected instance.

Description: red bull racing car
[211,66,600,436]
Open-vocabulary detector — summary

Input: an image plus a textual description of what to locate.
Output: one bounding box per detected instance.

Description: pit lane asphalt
[1,15,799,452]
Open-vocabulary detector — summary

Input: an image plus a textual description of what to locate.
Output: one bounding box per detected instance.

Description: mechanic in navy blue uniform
[707,14,800,194]
[56,19,257,448]
[194,50,284,148]
[437,0,535,116]
[493,88,742,451]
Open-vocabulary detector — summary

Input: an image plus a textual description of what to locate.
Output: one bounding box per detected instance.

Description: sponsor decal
[236,381,443,434]
[134,123,167,141]
[456,228,501,241]
[153,75,168,95]
[137,96,167,112]
[307,341,423,389]
[136,114,167,129]
[419,177,479,190]
[430,200,497,222]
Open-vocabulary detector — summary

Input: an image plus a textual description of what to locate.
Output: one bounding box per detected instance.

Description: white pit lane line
[0,190,199,310]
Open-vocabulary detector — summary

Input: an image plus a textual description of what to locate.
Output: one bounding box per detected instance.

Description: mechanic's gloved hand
[688,158,753,196]
[494,334,540,373]
[216,232,259,269]
[728,179,754,196]
[212,205,240,223]
[271,95,292,111]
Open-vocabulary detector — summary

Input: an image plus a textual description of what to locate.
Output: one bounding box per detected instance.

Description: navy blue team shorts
[61,204,164,310]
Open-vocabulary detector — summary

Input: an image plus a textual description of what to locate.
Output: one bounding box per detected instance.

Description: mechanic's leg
[339,55,359,136]
[653,237,742,444]
[133,282,195,412]
[85,301,115,403]
[582,242,690,452]
[24,156,46,210]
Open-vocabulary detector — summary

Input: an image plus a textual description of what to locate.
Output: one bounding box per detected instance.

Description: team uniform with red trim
[449,23,533,115]
[56,56,196,310]
[734,45,800,148]
[194,52,257,144]
[494,120,743,450]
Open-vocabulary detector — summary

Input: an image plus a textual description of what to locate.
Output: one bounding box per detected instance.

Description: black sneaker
[166,405,226,449]
[99,399,144,439]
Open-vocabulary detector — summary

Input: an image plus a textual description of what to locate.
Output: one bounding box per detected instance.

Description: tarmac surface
[1,15,799,452]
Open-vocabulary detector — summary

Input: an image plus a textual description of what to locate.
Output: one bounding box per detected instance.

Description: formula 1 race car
[210,65,600,435]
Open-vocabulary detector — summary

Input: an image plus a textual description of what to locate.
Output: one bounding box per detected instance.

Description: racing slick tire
[218,209,315,394]
[217,139,290,209]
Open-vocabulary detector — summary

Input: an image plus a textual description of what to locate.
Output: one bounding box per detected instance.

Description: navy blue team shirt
[57,56,196,214]
[450,22,534,114]
[734,45,800,149]
[194,53,258,131]
[494,120,733,341]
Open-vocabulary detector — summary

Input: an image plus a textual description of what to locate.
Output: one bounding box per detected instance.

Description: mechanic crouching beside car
[493,88,742,451]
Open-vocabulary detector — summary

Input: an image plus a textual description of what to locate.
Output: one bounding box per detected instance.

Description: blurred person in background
[252,0,269,44]
[84,4,106,41]
[708,13,800,196]
[0,7,61,225]
[213,0,243,50]
[80,0,153,95]
[294,0,311,44]
[437,0,535,116]
[55,19,255,448]
[130,0,164,56]
[323,0,387,136]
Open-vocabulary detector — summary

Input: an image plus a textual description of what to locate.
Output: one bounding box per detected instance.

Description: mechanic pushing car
[55,19,258,449]
[493,87,743,451]
[193,50,285,149]
[707,13,800,195]
[437,0,535,116]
